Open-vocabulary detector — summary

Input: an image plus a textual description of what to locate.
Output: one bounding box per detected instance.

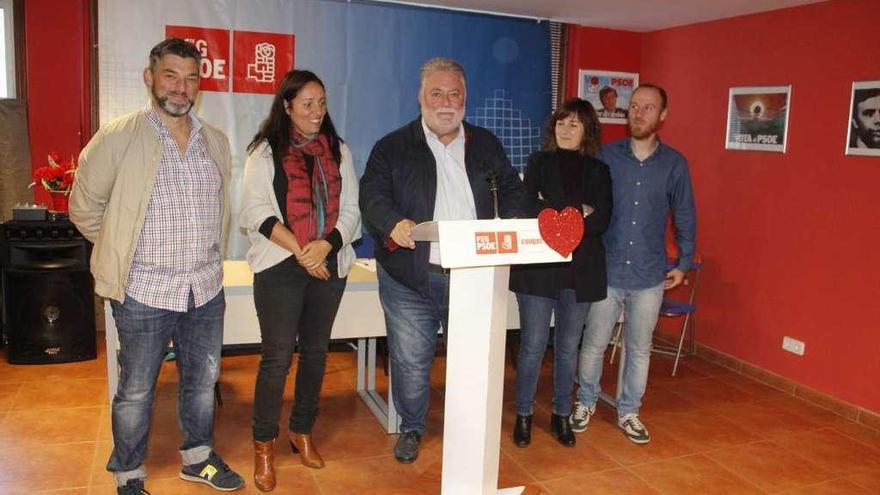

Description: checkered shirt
[125,107,223,311]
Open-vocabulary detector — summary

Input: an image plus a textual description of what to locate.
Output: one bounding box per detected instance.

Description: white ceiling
[373,0,826,32]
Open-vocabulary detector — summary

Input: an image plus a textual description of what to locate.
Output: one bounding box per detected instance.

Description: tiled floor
[1,335,878,494]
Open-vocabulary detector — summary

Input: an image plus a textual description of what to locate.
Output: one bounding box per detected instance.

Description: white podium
[411,218,569,495]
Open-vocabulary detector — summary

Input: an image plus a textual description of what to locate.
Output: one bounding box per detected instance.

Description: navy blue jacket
[359,118,529,293]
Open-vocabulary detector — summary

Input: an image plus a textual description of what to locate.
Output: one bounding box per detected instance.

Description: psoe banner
[165,25,295,95]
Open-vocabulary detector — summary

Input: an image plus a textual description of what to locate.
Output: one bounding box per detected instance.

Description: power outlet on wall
[782,336,806,356]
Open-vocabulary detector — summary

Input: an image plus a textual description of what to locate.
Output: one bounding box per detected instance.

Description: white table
[104,260,524,434]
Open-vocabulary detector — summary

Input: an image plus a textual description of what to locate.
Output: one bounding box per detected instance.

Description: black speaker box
[3,267,96,363]
[1,221,96,364]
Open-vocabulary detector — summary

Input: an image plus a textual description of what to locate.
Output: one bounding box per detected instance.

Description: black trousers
[252,256,346,440]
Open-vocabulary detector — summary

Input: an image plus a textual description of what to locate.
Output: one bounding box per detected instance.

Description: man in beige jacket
[69,38,243,495]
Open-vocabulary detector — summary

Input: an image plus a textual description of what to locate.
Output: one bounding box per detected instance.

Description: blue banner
[99,0,551,258]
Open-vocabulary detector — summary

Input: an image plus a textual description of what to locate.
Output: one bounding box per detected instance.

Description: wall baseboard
[692,342,879,432]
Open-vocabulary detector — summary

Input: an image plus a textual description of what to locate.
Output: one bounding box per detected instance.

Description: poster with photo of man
[725,86,791,153]
[846,81,880,157]
[578,70,638,124]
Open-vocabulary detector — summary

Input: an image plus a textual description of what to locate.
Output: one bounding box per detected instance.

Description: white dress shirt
[422,120,476,264]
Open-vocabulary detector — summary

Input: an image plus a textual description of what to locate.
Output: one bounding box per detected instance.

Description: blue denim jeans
[576,283,663,416]
[514,290,588,416]
[107,290,224,485]
[377,265,449,434]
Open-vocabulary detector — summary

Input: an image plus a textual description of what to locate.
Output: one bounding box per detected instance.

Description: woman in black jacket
[509,98,612,447]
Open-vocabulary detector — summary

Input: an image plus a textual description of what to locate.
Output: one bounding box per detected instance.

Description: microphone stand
[486,170,500,219]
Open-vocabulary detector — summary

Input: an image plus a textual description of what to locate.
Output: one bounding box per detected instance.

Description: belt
[428,263,450,275]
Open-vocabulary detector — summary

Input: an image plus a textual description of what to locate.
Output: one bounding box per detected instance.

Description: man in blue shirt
[570,84,696,444]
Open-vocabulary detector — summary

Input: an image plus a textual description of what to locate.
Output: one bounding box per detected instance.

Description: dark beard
[152,86,193,117]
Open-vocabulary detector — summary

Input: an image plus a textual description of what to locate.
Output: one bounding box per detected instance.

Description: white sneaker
[617,413,650,444]
[569,401,596,433]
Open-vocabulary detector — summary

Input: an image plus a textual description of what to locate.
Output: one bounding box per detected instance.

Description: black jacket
[509,150,612,302]
[359,118,529,293]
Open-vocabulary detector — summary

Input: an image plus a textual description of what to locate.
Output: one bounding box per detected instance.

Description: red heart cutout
[538,207,584,258]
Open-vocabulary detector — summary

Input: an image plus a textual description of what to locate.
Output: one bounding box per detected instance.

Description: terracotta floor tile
[90,440,114,486]
[645,356,710,387]
[763,395,854,428]
[844,466,880,492]
[34,489,89,494]
[85,483,118,495]
[667,377,761,409]
[712,399,823,438]
[0,357,105,384]
[648,409,760,452]
[582,407,695,467]
[705,440,834,492]
[498,450,539,488]
[0,442,96,493]
[500,406,619,481]
[313,416,399,461]
[713,371,790,401]
[542,468,661,495]
[0,382,22,412]
[675,356,736,377]
[97,406,112,442]
[2,337,879,494]
[11,378,107,410]
[771,428,880,475]
[629,454,763,494]
[835,422,880,451]
[503,430,619,481]
[317,388,379,422]
[0,406,102,449]
[311,455,431,495]
[779,478,876,494]
[639,384,703,416]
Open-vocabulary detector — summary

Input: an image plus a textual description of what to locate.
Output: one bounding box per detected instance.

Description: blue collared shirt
[598,138,696,290]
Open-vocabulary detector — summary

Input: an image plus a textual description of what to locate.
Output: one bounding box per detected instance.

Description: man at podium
[360,57,528,464]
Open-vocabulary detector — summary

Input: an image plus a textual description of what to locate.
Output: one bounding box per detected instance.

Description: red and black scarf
[282,132,341,245]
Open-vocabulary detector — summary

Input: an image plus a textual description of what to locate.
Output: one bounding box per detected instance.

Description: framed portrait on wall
[578,70,638,124]
[845,81,880,156]
[725,86,792,153]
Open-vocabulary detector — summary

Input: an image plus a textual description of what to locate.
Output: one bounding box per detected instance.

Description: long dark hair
[247,69,342,162]
[543,97,601,157]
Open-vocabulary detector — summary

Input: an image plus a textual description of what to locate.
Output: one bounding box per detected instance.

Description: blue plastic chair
[651,261,701,376]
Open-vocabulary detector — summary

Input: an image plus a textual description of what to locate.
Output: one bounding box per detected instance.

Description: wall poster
[725,85,792,153]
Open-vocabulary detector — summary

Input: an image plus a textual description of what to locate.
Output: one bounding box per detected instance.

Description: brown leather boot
[253,439,276,492]
[288,431,325,469]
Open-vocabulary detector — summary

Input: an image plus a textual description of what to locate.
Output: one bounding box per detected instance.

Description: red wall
[565,25,641,144]
[570,0,880,412]
[25,0,91,206]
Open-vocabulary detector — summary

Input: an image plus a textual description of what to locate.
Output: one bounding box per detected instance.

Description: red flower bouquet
[29,153,78,212]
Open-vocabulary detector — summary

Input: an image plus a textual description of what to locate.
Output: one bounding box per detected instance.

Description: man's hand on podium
[390,219,417,249]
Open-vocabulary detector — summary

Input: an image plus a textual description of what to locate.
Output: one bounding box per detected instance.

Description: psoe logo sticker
[497,231,518,254]
[475,232,498,254]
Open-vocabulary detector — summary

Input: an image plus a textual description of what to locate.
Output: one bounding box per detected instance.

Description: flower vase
[48,190,69,213]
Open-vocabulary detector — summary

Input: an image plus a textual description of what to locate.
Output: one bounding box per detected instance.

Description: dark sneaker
[570,400,596,433]
[394,430,422,463]
[117,478,150,495]
[617,413,650,444]
[179,451,245,491]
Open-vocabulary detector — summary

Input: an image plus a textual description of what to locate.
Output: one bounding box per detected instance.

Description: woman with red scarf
[240,70,361,491]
